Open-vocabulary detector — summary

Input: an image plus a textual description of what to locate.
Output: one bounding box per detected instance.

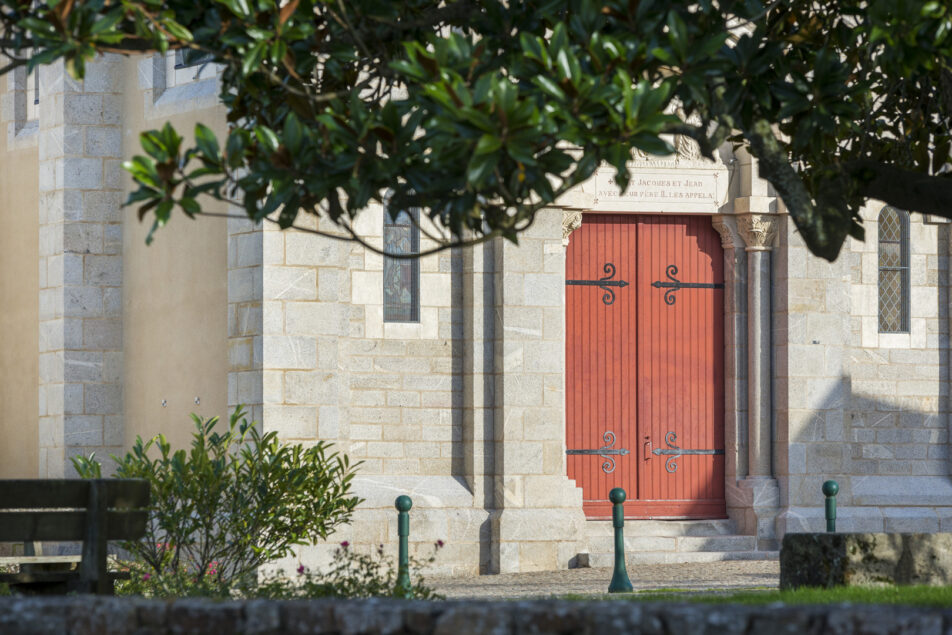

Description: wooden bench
[0,479,149,595]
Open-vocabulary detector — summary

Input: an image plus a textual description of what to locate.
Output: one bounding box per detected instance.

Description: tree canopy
[1,0,950,260]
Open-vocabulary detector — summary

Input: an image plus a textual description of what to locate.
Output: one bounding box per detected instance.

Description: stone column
[711,215,748,483]
[737,211,779,477]
[734,205,782,547]
[37,56,124,477]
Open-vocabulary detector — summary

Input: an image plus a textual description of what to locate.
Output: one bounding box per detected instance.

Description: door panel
[634,216,725,517]
[565,214,725,519]
[565,215,637,518]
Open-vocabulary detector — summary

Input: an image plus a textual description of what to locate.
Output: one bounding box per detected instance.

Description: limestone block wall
[227,214,264,427]
[773,214,851,511]
[237,208,485,577]
[36,56,125,477]
[846,210,949,479]
[234,205,589,576]
[776,205,952,536]
[489,207,586,574]
[343,208,463,477]
[253,208,463,476]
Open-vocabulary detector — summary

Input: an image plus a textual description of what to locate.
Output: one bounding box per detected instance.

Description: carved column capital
[711,215,740,250]
[736,213,780,252]
[562,210,583,247]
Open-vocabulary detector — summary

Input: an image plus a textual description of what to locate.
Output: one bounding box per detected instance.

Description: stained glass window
[383,208,420,322]
[878,206,910,333]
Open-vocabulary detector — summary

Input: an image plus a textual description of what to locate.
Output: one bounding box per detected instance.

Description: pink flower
[340,540,350,548]
[142,573,151,581]
[297,564,306,575]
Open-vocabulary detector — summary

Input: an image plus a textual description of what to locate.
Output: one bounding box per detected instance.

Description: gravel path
[428,560,779,599]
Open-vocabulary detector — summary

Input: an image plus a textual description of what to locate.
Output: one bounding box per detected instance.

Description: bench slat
[0,571,131,584]
[0,510,148,542]
[0,555,82,565]
[0,480,149,510]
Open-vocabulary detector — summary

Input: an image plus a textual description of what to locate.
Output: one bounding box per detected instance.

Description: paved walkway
[429,560,779,599]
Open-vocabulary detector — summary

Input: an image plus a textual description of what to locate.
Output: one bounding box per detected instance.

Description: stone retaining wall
[781,532,952,588]
[1,596,950,634]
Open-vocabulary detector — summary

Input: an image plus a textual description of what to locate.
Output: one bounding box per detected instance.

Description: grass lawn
[611,586,952,607]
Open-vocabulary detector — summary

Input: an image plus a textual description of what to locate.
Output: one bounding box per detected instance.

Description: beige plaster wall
[0,126,39,477]
[120,55,229,451]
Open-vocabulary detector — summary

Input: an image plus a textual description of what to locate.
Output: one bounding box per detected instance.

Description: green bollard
[607,487,633,593]
[822,480,838,533]
[395,495,412,596]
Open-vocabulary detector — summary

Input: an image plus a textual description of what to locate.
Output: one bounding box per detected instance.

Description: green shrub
[253,540,444,600]
[72,406,361,596]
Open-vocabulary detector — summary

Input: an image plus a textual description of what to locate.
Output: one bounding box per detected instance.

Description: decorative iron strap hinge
[566,262,629,306]
[651,431,724,473]
[651,264,724,305]
[566,431,630,474]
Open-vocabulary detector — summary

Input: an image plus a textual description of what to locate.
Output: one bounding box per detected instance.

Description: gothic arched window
[383,208,420,322]
[878,206,910,333]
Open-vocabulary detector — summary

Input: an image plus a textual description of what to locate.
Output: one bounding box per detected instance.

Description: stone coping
[1,596,950,634]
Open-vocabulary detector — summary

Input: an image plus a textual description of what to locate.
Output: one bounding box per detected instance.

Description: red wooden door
[566,214,725,519]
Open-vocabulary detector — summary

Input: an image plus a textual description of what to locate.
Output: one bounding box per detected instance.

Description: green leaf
[220,0,252,18]
[467,152,499,186]
[139,132,166,160]
[533,75,567,101]
[255,126,280,153]
[667,10,688,60]
[630,133,674,156]
[194,124,220,162]
[179,196,201,217]
[474,133,502,156]
[242,41,268,76]
[89,9,124,36]
[283,113,304,155]
[163,19,193,42]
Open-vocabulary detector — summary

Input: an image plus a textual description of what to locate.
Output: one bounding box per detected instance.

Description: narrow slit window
[31,62,38,108]
[28,0,38,117]
[878,206,910,333]
[174,49,214,69]
[383,208,420,322]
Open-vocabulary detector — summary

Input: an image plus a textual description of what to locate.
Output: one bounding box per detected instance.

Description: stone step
[584,550,779,567]
[585,518,736,538]
[587,533,757,555]
[676,535,759,552]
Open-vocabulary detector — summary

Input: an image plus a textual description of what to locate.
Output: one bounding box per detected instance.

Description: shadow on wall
[782,221,952,533]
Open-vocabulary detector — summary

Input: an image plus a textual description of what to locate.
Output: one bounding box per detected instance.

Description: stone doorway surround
[560,144,784,553]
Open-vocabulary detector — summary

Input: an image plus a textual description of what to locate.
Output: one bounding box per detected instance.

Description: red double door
[566,214,725,519]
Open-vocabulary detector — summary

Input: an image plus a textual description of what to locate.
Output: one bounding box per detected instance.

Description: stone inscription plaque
[594,171,718,205]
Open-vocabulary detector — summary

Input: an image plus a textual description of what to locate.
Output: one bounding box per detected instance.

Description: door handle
[644,436,651,460]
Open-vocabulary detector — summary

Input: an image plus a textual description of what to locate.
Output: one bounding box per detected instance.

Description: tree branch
[744,119,851,261]
[846,160,952,221]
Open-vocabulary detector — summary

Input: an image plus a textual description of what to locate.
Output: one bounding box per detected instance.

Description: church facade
[0,54,949,575]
